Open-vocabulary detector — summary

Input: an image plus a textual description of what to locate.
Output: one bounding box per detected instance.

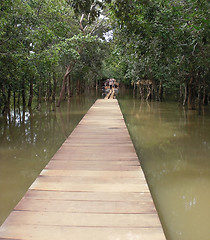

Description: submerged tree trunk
[188,76,195,110]
[13,91,16,115]
[67,75,71,99]
[17,88,21,107]
[202,85,208,105]
[183,83,188,106]
[37,82,42,110]
[47,75,52,101]
[158,80,163,101]
[21,80,26,107]
[28,78,33,107]
[146,85,151,101]
[133,82,136,97]
[52,72,57,102]
[7,87,11,108]
[139,84,144,100]
[179,84,183,104]
[77,79,81,95]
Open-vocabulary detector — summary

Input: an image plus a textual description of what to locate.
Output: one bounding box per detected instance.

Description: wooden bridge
[0,99,166,240]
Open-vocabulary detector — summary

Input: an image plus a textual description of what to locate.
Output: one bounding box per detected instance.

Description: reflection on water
[0,95,97,225]
[118,93,210,240]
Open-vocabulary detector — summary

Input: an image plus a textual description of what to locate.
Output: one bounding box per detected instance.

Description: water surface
[1,91,210,240]
[0,94,97,225]
[118,93,210,240]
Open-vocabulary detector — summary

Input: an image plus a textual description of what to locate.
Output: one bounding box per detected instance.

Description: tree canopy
[107,0,210,107]
[0,0,209,111]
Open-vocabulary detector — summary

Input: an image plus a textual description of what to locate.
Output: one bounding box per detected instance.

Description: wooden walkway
[104,88,115,99]
[0,99,166,240]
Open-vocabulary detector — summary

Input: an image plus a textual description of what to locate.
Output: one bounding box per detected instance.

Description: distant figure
[109,79,113,89]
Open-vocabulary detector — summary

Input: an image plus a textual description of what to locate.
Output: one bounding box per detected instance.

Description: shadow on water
[0,94,97,225]
[118,92,210,240]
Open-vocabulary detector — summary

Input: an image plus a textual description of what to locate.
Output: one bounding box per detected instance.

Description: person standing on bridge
[109,79,113,89]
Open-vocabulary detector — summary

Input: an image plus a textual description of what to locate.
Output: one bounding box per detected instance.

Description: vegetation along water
[0,1,209,240]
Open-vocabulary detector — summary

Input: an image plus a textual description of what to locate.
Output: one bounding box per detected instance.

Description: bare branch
[80,13,85,33]
[90,13,110,35]
[192,42,198,56]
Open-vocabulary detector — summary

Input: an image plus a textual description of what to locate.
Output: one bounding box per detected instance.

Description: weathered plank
[0,225,165,240]
[23,190,153,202]
[30,182,150,192]
[14,198,156,214]
[0,99,166,240]
[3,211,162,227]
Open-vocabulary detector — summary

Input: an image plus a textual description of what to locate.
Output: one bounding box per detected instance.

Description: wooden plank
[30,182,150,193]
[51,155,139,161]
[45,163,142,171]
[40,169,145,178]
[24,190,153,202]
[0,99,166,240]
[47,160,140,166]
[0,225,166,240]
[35,175,145,184]
[14,199,156,214]
[3,211,162,228]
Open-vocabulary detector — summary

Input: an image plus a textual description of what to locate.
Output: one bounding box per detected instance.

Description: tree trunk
[22,80,26,106]
[133,82,136,97]
[146,85,151,101]
[57,65,73,107]
[77,79,81,94]
[149,71,158,100]
[7,87,11,107]
[139,84,144,100]
[153,81,158,101]
[28,78,33,107]
[2,86,10,114]
[7,86,11,115]
[48,75,52,101]
[13,91,16,118]
[38,82,42,110]
[67,75,71,99]
[188,76,195,110]
[158,80,163,101]
[6,87,11,122]
[52,72,57,102]
[29,107,34,144]
[57,74,68,106]
[95,79,98,90]
[179,84,183,104]
[202,85,208,105]
[17,89,21,107]
[183,83,188,106]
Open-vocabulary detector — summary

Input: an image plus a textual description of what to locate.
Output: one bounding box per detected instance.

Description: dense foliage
[0,0,110,112]
[106,0,210,108]
[0,0,209,111]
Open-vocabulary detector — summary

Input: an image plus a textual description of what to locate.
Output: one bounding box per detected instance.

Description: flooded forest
[0,1,210,240]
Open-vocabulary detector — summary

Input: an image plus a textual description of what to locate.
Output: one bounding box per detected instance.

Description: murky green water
[0,94,97,225]
[1,91,210,240]
[118,92,210,240]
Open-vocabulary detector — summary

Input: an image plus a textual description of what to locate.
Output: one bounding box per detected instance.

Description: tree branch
[80,13,85,33]
[90,13,110,35]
